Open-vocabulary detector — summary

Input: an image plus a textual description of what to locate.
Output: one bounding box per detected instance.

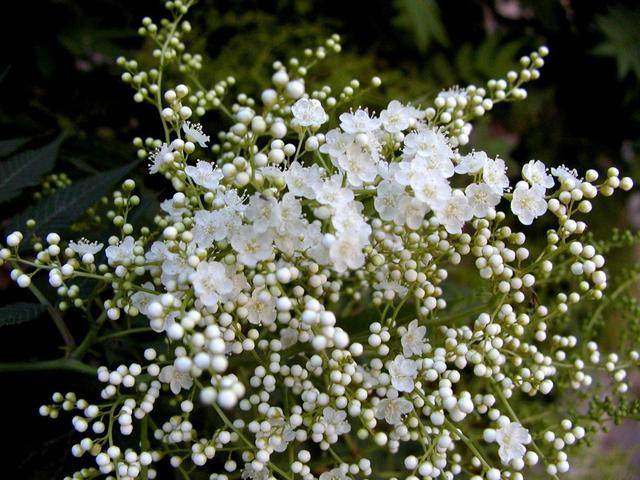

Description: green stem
[27,281,75,352]
[0,358,96,375]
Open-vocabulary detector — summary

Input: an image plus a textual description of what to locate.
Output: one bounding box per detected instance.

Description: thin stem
[27,281,75,352]
[0,358,96,375]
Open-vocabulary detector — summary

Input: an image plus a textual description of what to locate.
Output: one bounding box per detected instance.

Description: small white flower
[245,193,281,232]
[551,164,582,189]
[319,128,355,160]
[159,365,193,395]
[182,121,210,147]
[337,144,379,187]
[148,142,175,174]
[511,181,548,225]
[245,288,277,326]
[374,179,407,221]
[190,261,232,308]
[105,236,135,266]
[434,190,473,235]
[339,108,381,134]
[388,354,418,392]
[329,235,367,273]
[241,464,269,480]
[395,196,429,230]
[410,174,451,209]
[291,98,328,127]
[284,162,323,199]
[374,397,414,425]
[482,158,509,194]
[68,238,104,256]
[231,225,274,268]
[496,422,531,465]
[316,174,354,207]
[321,407,351,435]
[522,159,554,189]
[455,150,488,175]
[379,100,411,133]
[401,319,426,357]
[185,160,223,190]
[465,182,502,218]
[319,468,348,480]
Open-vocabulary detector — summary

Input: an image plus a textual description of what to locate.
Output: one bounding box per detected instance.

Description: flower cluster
[2,2,639,480]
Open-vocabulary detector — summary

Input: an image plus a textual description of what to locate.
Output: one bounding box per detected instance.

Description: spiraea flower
[510,181,548,225]
[291,98,328,127]
[496,422,531,465]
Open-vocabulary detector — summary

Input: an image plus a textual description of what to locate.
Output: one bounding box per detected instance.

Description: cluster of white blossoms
[3,2,639,480]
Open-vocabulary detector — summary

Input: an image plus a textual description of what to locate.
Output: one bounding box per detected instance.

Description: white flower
[434,190,473,234]
[401,319,426,357]
[374,179,407,221]
[522,159,554,189]
[182,121,210,147]
[159,365,193,395]
[337,144,378,187]
[129,283,158,317]
[316,174,354,207]
[245,193,281,232]
[410,174,451,209]
[105,236,135,266]
[395,196,429,230]
[284,162,323,199]
[388,354,418,392]
[160,197,187,220]
[245,288,277,326]
[496,422,531,465]
[329,235,367,273]
[319,468,348,480]
[241,464,269,480]
[380,100,411,133]
[68,238,103,256]
[374,397,414,425]
[291,98,328,127]
[511,181,548,225]
[402,128,454,177]
[455,150,488,174]
[465,182,502,218]
[339,108,381,134]
[319,128,354,160]
[190,261,232,307]
[185,160,223,190]
[148,142,175,174]
[551,164,582,189]
[192,210,221,248]
[482,158,509,194]
[321,407,351,435]
[231,225,274,267]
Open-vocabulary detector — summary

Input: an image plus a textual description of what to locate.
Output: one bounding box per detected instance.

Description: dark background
[2,0,640,477]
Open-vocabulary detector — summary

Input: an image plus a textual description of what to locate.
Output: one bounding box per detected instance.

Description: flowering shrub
[2,1,639,479]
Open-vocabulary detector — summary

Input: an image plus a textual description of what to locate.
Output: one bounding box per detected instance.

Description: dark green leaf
[393,0,449,53]
[0,135,63,203]
[0,303,46,327]
[0,137,30,157]
[6,161,138,244]
[593,6,640,80]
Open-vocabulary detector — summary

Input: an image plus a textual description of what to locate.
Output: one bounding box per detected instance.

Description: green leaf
[0,135,63,203]
[0,137,30,157]
[6,161,138,245]
[0,303,46,327]
[593,6,640,80]
[393,0,449,53]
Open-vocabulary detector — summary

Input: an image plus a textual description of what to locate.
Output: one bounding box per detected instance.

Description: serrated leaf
[393,0,449,52]
[0,137,29,157]
[0,135,63,203]
[6,161,138,245]
[0,303,46,327]
[593,6,640,80]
